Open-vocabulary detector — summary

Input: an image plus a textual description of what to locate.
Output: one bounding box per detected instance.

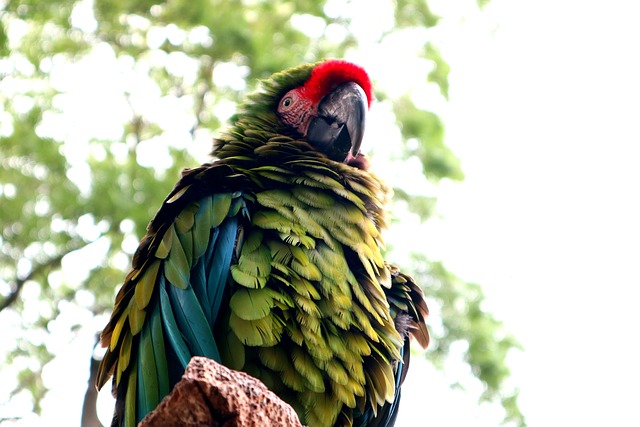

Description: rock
[139,356,303,427]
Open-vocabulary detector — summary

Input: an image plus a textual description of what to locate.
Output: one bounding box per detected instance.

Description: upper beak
[306,82,367,163]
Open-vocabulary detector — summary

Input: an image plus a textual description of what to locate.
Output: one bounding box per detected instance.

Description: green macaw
[96,60,429,427]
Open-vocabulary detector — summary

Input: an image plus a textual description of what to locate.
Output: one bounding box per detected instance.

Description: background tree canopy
[0,0,523,425]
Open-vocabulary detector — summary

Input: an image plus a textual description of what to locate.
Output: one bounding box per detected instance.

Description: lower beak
[306,82,367,163]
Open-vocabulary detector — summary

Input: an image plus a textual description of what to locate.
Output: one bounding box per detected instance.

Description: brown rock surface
[138,356,303,427]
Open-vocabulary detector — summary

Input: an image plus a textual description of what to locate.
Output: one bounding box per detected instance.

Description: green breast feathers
[223,139,403,426]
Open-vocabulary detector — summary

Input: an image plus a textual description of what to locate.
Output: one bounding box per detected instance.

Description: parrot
[96,59,430,427]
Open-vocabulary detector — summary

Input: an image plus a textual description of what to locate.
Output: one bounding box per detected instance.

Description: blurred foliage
[425,43,450,99]
[410,256,525,425]
[0,0,523,426]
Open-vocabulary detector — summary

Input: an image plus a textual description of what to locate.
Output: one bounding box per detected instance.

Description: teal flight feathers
[97,60,429,427]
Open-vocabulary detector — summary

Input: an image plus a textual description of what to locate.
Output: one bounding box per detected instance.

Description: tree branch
[0,242,87,312]
[81,335,102,427]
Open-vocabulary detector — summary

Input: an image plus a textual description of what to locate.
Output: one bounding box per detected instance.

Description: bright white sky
[4,0,640,426]
[399,0,640,425]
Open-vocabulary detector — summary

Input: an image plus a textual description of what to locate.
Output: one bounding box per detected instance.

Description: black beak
[307,82,367,163]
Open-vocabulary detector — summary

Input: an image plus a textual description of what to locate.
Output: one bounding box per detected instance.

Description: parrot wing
[355,263,430,427]
[96,163,250,427]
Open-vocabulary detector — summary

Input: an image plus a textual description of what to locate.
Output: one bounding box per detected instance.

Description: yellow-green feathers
[214,147,408,426]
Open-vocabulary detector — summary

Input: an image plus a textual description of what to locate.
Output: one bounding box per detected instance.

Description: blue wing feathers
[166,276,221,362]
[206,216,238,326]
[133,194,244,423]
[190,254,213,326]
[202,227,220,322]
[159,197,241,371]
[158,276,191,368]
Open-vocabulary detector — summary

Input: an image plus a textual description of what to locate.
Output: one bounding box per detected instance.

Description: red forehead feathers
[300,60,373,109]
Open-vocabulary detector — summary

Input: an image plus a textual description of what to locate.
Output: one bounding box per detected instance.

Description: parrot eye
[281,97,292,108]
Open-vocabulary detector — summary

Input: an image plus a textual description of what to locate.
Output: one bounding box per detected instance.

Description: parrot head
[217,60,374,168]
[276,60,373,164]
